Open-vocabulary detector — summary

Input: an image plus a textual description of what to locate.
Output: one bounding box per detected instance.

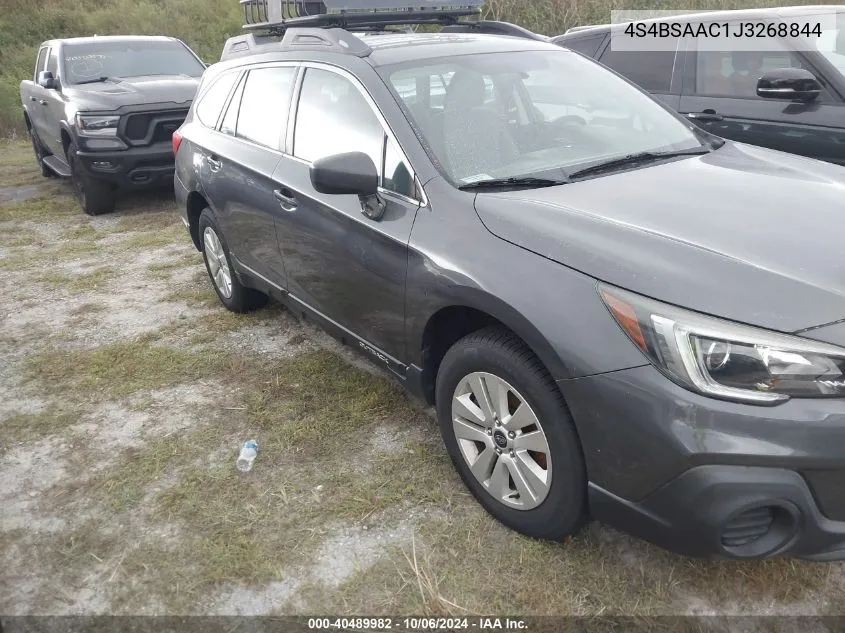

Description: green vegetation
[2,0,839,137]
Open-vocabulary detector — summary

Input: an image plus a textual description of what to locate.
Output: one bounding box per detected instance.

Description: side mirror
[756,68,821,102]
[310,152,385,220]
[310,151,379,197]
[37,71,57,90]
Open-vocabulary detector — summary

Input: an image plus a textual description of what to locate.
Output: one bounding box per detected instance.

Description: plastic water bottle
[236,440,258,472]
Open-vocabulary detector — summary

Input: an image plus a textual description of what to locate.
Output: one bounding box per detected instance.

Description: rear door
[271,64,423,367]
[679,22,845,164]
[209,64,299,287]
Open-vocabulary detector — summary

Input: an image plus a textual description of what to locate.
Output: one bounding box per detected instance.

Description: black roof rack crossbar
[241,0,483,33]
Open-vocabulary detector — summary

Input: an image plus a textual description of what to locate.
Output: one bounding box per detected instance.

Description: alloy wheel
[451,371,552,510]
[203,227,233,299]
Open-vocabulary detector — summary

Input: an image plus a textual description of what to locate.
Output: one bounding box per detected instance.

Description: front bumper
[589,465,845,561]
[558,365,845,560]
[75,142,175,189]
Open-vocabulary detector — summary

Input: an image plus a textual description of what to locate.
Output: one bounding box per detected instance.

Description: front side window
[46,49,59,77]
[293,67,384,170]
[35,48,48,77]
[599,38,677,92]
[693,30,810,99]
[62,39,204,85]
[195,71,239,128]
[811,10,845,79]
[383,50,703,185]
[236,66,296,149]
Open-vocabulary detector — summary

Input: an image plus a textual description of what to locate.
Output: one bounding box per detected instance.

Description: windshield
[381,50,704,185]
[62,40,204,85]
[812,10,845,77]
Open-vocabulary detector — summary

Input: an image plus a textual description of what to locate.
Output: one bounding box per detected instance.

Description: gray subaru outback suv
[173,0,845,560]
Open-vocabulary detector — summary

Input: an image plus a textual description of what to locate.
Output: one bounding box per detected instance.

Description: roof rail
[441,20,547,41]
[221,27,372,60]
[562,24,609,35]
[240,0,484,33]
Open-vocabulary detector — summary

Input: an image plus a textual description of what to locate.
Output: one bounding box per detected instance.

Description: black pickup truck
[20,35,204,215]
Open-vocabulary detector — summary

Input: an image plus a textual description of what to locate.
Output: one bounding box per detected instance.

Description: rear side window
[195,71,239,128]
[560,35,605,58]
[219,74,245,136]
[599,39,677,92]
[236,66,297,149]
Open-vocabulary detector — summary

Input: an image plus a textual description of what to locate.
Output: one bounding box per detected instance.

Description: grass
[1,408,81,448]
[46,349,438,610]
[36,266,116,291]
[24,339,234,402]
[0,193,79,223]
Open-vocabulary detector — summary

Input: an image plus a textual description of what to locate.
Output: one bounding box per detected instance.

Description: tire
[67,140,115,216]
[198,208,268,314]
[435,327,587,541]
[30,128,53,178]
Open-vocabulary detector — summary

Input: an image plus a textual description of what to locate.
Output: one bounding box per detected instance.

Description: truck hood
[63,75,199,111]
[474,141,845,334]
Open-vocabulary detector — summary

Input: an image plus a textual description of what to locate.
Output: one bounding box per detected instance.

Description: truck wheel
[30,129,53,178]
[67,141,115,216]
[435,327,588,541]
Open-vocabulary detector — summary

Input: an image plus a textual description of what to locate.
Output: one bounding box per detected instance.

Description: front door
[680,27,845,164]
[272,65,423,366]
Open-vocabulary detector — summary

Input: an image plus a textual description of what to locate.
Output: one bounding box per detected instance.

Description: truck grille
[122,109,189,146]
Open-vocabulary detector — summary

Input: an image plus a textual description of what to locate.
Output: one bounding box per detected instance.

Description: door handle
[273,188,298,212]
[29,96,37,102]
[206,156,222,172]
[39,100,48,106]
[687,110,724,122]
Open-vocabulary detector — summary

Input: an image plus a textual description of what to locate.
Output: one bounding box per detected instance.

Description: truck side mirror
[37,71,57,90]
[756,68,821,102]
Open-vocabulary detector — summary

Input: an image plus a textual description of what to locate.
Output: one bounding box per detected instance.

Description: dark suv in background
[555,7,845,165]
[20,36,204,215]
[175,1,845,561]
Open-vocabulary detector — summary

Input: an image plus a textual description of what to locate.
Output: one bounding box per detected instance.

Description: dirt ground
[1,139,844,619]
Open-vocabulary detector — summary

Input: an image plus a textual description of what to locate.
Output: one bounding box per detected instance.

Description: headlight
[75,114,120,136]
[599,284,845,404]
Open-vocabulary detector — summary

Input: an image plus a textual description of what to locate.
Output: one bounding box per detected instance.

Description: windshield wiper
[568,147,711,180]
[458,176,569,191]
[73,76,119,86]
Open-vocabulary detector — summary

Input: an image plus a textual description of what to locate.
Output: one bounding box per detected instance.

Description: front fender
[405,178,648,384]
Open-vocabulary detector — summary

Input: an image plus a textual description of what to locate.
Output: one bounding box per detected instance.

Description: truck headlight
[599,284,845,404]
[75,114,120,136]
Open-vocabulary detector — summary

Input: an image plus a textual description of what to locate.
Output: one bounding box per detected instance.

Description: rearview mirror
[310,152,379,197]
[756,68,821,102]
[37,71,57,90]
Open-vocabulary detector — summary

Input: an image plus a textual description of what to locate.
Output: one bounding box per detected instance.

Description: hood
[64,75,199,111]
[474,141,845,333]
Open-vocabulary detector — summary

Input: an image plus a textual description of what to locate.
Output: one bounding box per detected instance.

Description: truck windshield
[381,49,704,186]
[62,40,204,85]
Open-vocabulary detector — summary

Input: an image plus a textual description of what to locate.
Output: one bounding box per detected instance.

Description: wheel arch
[415,289,570,406]
[186,191,209,251]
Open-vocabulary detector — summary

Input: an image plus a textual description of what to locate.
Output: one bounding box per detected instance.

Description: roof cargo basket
[240,0,484,33]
